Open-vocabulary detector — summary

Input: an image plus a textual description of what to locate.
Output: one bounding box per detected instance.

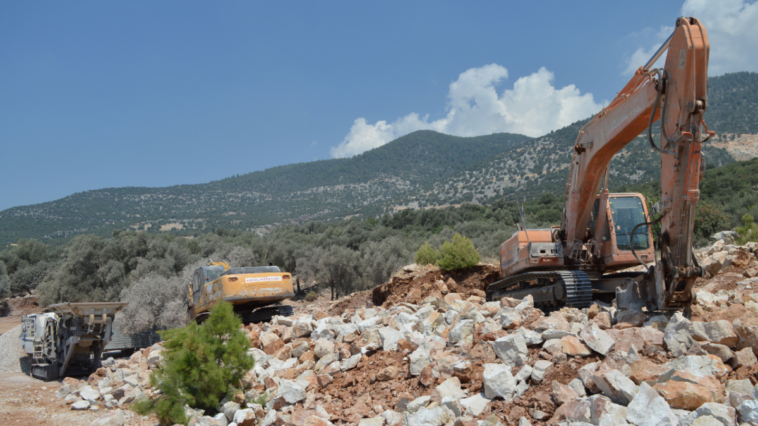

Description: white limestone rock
[580,323,615,356]
[492,333,528,367]
[531,360,553,384]
[626,382,678,426]
[459,393,492,417]
[483,363,517,400]
[435,377,467,401]
[378,327,404,352]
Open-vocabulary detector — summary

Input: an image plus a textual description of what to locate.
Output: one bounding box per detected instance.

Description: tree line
[0,155,752,331]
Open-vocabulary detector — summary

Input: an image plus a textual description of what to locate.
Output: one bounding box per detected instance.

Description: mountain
[0,131,529,245]
[395,72,758,209]
[2,72,757,246]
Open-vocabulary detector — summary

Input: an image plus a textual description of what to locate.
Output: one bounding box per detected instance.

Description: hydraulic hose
[648,77,676,156]
[630,213,664,268]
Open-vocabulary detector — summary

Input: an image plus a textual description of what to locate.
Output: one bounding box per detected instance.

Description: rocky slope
[51,236,758,426]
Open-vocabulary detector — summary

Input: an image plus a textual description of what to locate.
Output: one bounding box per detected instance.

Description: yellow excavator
[188,260,295,324]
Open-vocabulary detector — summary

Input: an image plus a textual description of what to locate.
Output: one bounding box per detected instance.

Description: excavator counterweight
[187,261,295,324]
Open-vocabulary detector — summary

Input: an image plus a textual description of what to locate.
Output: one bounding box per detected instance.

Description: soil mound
[371,263,500,307]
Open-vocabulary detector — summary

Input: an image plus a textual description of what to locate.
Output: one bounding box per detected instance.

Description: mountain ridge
[2,72,757,246]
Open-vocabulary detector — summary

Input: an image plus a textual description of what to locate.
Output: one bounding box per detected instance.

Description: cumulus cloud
[330,64,604,158]
[624,0,758,76]
[682,0,758,75]
[622,26,674,76]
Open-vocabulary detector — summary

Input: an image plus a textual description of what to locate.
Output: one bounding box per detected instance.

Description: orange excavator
[487,17,711,315]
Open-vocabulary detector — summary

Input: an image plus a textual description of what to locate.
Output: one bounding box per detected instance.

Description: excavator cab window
[203,266,225,283]
[609,196,650,251]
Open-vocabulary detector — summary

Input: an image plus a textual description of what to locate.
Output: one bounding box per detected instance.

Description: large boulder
[378,327,404,352]
[592,369,639,405]
[738,400,758,425]
[626,383,678,426]
[689,320,738,348]
[459,393,492,417]
[80,386,101,402]
[436,377,467,401]
[580,323,615,356]
[724,247,752,269]
[221,401,241,421]
[482,363,517,400]
[664,312,695,356]
[653,377,716,410]
[733,317,758,356]
[561,335,591,357]
[314,338,335,359]
[232,409,256,426]
[276,379,307,404]
[448,320,474,345]
[492,334,528,367]
[678,402,736,426]
[605,327,664,353]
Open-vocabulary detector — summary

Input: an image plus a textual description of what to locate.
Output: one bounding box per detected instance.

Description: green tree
[737,213,758,244]
[0,262,9,299]
[694,201,731,240]
[133,301,253,425]
[414,242,439,265]
[437,233,480,270]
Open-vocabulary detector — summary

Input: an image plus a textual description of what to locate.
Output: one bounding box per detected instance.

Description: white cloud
[623,26,674,76]
[682,0,758,75]
[624,1,758,76]
[330,64,604,158]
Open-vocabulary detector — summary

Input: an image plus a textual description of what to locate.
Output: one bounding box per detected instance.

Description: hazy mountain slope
[414,72,758,208]
[0,131,528,245]
[1,72,756,246]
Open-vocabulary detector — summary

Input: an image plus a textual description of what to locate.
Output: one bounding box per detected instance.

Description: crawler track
[486,270,593,310]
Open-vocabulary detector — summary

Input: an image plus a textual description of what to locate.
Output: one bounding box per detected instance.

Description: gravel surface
[0,325,27,373]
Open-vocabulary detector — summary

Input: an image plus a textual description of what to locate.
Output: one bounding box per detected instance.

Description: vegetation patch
[133,301,253,425]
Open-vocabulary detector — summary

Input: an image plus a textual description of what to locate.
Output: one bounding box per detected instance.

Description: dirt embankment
[0,296,41,334]
[327,264,500,317]
[372,264,500,307]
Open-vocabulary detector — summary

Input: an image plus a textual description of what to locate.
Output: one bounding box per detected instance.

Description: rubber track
[488,270,593,309]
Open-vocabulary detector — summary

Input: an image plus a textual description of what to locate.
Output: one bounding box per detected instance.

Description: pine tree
[133,301,253,425]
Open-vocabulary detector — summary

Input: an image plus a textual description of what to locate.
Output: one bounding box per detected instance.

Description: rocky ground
[8,239,758,425]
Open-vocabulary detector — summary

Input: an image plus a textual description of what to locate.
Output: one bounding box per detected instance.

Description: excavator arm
[560,17,711,311]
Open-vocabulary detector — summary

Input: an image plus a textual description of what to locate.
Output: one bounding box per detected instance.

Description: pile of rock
[697,240,758,278]
[57,243,758,426]
[54,344,164,425]
[180,287,758,425]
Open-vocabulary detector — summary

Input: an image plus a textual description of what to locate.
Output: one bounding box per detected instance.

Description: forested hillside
[1,72,757,246]
[0,131,528,246]
[1,155,755,310]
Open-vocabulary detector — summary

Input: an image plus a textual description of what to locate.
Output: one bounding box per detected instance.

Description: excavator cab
[591,193,655,269]
[608,196,651,251]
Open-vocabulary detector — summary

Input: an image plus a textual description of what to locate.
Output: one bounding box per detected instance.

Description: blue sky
[1,1,756,210]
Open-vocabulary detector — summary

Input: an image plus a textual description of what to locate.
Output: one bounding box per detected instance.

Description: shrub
[437,233,480,271]
[414,242,439,265]
[114,260,203,335]
[133,301,254,425]
[737,213,758,245]
[305,291,318,302]
[694,201,731,241]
